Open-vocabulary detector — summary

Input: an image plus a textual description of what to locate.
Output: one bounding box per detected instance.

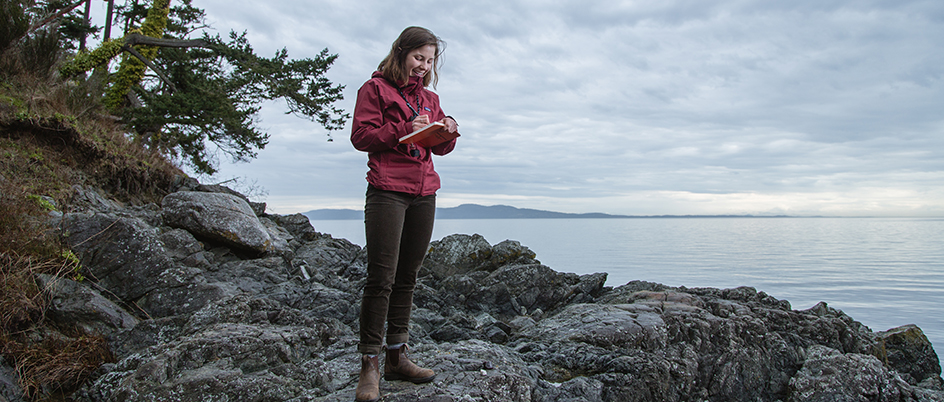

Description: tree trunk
[104,0,172,110]
[80,0,91,50]
[104,0,114,40]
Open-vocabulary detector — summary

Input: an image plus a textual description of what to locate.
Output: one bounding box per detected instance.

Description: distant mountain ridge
[302,208,364,220]
[302,204,621,220]
[436,204,624,219]
[302,204,787,220]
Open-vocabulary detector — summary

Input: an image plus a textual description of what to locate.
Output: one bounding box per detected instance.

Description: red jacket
[351,71,457,196]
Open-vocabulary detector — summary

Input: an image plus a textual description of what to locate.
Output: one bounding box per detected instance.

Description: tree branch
[115,35,211,93]
[124,33,210,49]
[120,44,176,92]
[25,0,88,36]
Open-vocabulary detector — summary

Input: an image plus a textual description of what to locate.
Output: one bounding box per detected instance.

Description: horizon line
[296,204,943,219]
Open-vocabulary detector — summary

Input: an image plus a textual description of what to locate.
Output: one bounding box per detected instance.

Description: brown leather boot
[384,345,435,383]
[355,355,380,402]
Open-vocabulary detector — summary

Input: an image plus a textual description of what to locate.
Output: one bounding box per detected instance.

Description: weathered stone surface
[61,213,175,302]
[424,235,541,280]
[51,183,944,402]
[109,315,191,360]
[0,356,24,402]
[877,324,943,385]
[432,263,606,319]
[519,303,667,349]
[77,295,348,402]
[293,235,364,287]
[788,345,909,402]
[270,213,321,242]
[259,216,294,257]
[379,340,536,402]
[36,274,139,337]
[159,228,206,265]
[423,233,494,279]
[136,280,236,317]
[68,185,122,213]
[161,191,272,253]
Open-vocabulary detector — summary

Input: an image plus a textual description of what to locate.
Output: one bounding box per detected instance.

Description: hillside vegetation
[1,45,182,402]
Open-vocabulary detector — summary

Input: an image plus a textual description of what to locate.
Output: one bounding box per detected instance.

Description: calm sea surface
[310,217,944,360]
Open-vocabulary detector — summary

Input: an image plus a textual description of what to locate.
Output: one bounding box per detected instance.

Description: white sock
[387,343,405,350]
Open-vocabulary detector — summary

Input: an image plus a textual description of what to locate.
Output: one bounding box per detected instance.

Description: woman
[350,26,459,402]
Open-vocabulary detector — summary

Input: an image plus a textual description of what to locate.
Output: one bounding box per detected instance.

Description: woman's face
[404,44,436,79]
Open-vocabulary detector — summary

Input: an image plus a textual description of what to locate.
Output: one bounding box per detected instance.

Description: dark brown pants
[358,185,436,355]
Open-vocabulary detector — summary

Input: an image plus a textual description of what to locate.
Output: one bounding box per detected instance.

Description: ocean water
[309,217,944,360]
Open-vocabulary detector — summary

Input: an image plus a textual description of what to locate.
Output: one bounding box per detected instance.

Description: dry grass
[0,253,52,335]
[2,333,114,399]
[0,253,114,399]
[0,241,114,401]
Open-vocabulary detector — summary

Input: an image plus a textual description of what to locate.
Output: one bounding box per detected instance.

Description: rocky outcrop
[11,182,942,401]
[161,191,279,254]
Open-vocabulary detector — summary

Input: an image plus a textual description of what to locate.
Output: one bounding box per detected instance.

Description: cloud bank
[166,0,944,216]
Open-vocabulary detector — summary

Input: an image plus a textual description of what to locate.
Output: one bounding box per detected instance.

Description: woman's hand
[441,116,458,133]
[411,115,430,132]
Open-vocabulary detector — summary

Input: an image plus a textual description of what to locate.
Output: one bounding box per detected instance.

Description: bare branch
[124,33,210,49]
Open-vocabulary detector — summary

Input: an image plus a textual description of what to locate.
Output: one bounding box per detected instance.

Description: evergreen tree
[55,0,349,174]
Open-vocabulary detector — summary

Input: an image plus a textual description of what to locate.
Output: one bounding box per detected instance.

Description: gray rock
[159,228,209,268]
[508,285,927,401]
[78,295,348,402]
[110,315,191,359]
[0,356,24,402]
[259,216,294,258]
[435,263,606,319]
[264,280,359,324]
[519,303,667,350]
[68,185,121,212]
[352,340,536,402]
[423,233,494,279]
[136,280,236,317]
[61,213,176,302]
[533,376,604,402]
[293,235,364,290]
[35,274,139,337]
[161,191,273,254]
[424,235,543,281]
[788,345,909,402]
[82,323,327,401]
[205,256,293,293]
[270,213,321,242]
[876,324,942,385]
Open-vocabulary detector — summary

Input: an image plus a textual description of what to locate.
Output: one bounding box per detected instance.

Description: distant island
[302,204,791,220]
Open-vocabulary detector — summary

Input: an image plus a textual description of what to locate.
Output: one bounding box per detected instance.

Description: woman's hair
[378,26,445,88]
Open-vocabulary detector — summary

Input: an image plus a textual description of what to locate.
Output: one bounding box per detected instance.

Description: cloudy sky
[105,0,944,216]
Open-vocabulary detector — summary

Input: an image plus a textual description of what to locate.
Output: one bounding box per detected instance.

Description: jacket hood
[372,70,424,92]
